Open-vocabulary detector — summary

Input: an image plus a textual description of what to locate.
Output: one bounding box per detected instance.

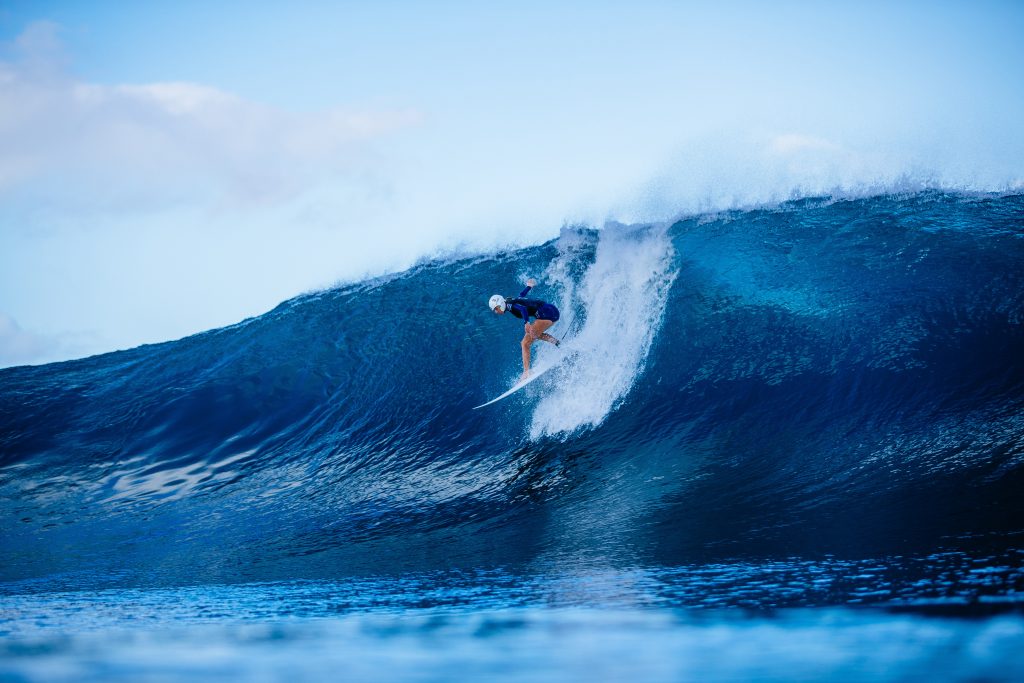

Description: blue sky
[1,1,1022,366]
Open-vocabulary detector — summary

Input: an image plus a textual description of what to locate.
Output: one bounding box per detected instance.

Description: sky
[1,0,1022,367]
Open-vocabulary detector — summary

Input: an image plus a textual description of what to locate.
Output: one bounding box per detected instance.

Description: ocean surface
[1,190,1023,681]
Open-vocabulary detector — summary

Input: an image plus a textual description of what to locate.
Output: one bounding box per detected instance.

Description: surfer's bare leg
[521,319,559,379]
[520,334,534,377]
[531,319,558,345]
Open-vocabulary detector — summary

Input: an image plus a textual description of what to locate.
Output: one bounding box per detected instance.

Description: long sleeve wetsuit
[506,285,559,328]
[508,285,535,327]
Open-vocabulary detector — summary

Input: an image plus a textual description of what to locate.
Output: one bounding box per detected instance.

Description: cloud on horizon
[0,311,57,366]
[0,22,421,212]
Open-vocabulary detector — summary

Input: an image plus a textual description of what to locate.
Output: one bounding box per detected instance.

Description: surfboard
[473,364,557,410]
[473,347,575,410]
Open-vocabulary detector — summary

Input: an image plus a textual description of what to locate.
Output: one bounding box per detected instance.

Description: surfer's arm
[518,278,536,297]
[511,303,531,327]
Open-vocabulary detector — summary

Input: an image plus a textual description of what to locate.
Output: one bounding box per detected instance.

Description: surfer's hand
[526,278,537,287]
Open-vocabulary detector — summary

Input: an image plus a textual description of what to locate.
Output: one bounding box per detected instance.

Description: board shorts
[537,303,560,322]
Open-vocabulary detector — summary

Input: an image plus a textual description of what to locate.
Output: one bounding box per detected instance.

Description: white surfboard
[473,348,574,410]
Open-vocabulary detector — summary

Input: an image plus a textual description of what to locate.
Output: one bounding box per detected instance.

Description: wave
[1,190,1022,587]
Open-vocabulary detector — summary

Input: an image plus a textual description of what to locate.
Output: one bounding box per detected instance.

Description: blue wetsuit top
[506,285,559,327]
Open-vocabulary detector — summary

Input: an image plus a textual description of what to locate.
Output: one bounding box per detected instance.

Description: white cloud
[0,312,56,366]
[0,22,421,210]
[762,132,868,186]
[0,22,430,366]
[0,310,106,368]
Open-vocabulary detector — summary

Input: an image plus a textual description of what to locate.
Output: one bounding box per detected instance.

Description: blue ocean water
[1,191,1023,681]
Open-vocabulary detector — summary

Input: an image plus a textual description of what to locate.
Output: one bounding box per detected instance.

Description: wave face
[1,191,1023,588]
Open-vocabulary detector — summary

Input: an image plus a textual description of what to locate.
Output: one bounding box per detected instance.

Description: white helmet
[488,294,506,312]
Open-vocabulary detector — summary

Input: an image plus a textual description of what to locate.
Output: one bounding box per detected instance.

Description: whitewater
[2,190,1023,681]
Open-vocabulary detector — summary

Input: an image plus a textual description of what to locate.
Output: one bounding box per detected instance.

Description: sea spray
[531,223,677,437]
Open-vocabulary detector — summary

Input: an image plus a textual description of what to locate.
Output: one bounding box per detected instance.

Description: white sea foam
[529,223,676,438]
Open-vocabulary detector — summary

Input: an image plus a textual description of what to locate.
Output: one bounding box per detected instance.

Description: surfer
[489,278,560,380]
